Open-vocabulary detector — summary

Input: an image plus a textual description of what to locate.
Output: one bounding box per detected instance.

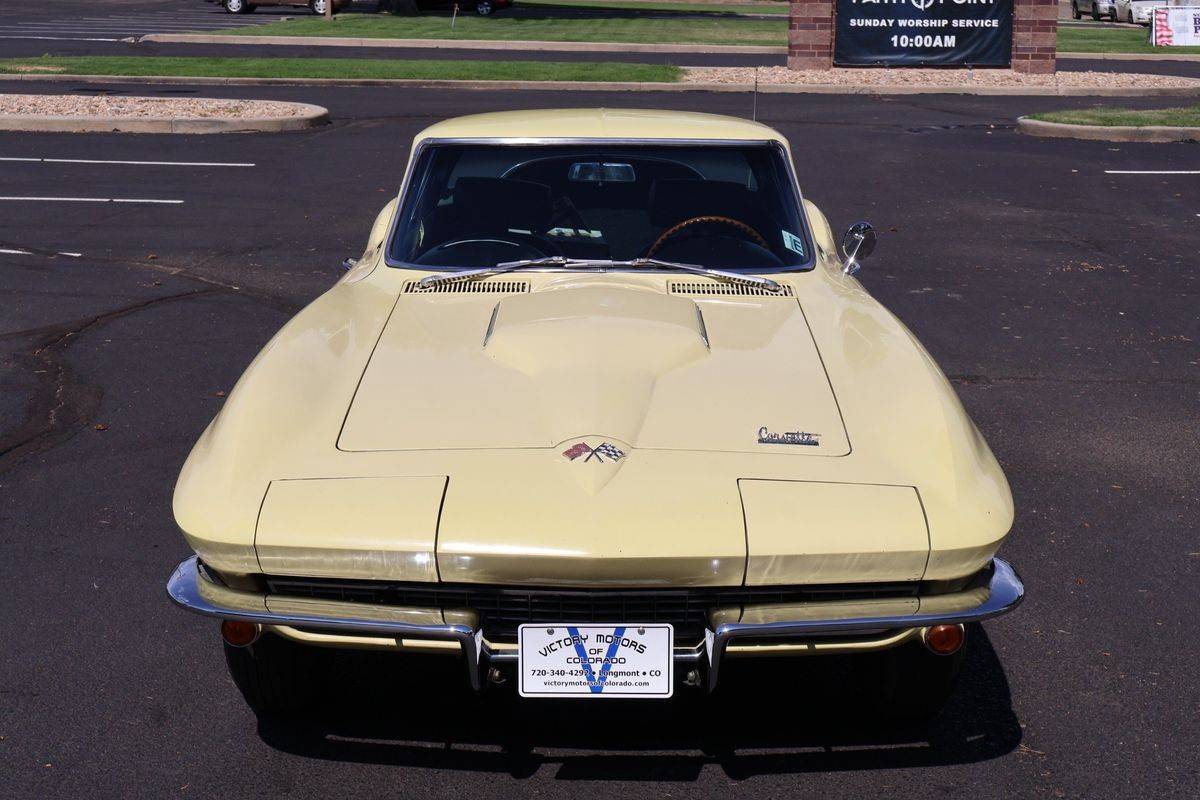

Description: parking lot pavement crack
[0,288,218,473]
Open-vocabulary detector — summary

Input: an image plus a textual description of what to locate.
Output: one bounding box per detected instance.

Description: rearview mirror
[568,162,636,183]
[840,221,876,276]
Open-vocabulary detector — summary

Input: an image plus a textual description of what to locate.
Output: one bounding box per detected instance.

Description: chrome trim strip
[167,555,1022,695]
[482,302,500,347]
[382,136,817,277]
[167,556,485,691]
[695,306,711,350]
[703,557,1024,691]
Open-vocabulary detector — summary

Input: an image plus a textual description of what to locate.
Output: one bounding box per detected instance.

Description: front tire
[1071,1,1081,19]
[223,0,251,13]
[476,1,496,15]
[1091,3,1101,20]
[224,633,327,714]
[873,639,964,720]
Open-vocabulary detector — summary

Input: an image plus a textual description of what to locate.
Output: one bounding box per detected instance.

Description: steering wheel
[646,215,768,259]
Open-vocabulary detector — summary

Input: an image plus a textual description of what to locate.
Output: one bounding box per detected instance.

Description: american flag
[1154,8,1173,46]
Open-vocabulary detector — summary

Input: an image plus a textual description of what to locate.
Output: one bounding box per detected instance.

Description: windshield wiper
[418,255,783,293]
[618,259,782,293]
[417,256,594,288]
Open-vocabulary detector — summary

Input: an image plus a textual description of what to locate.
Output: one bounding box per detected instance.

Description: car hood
[337,280,850,456]
[174,261,1014,587]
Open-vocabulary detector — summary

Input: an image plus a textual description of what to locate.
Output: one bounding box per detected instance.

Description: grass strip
[212,14,786,46]
[1031,105,1200,127]
[518,0,789,15]
[0,55,683,83]
[1058,26,1200,55]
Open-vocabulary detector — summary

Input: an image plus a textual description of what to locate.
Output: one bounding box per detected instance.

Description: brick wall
[787,1,835,71]
[786,0,1058,73]
[1012,0,1058,74]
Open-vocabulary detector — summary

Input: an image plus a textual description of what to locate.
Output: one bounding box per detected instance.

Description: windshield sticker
[547,227,603,239]
[782,230,806,257]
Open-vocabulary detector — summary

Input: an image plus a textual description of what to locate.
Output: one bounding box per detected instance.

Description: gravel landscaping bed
[684,67,1200,89]
[0,93,315,119]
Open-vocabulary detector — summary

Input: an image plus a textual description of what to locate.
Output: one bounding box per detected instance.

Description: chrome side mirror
[840,221,876,276]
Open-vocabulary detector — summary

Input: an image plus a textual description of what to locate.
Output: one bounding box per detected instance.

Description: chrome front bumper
[167,555,1024,693]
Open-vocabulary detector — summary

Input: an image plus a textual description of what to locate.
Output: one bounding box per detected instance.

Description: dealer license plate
[517,624,674,699]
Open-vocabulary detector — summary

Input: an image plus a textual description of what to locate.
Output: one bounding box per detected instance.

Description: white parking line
[1104,170,1200,175]
[75,15,258,20]
[5,25,250,32]
[0,196,184,204]
[0,248,82,257]
[78,14,262,20]
[0,36,124,42]
[0,30,202,36]
[0,157,255,168]
[8,17,267,26]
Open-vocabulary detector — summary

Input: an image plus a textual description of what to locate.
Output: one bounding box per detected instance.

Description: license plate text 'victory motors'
[518,624,674,698]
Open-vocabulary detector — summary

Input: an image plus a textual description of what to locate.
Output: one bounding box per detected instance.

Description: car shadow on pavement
[255,625,1021,781]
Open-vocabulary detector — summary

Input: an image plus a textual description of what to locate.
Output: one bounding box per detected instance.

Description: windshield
[388,143,812,272]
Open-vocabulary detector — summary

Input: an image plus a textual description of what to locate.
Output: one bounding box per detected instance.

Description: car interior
[390,146,811,271]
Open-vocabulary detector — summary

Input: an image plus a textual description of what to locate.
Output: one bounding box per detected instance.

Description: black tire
[1091,4,1101,20]
[476,0,495,15]
[1071,1,1081,19]
[223,0,251,13]
[223,633,327,714]
[873,639,964,720]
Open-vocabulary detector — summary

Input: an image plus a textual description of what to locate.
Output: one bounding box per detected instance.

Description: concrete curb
[139,34,1200,61]
[1017,116,1200,142]
[0,100,329,134]
[138,33,787,55]
[1059,51,1200,62]
[3,73,1200,97]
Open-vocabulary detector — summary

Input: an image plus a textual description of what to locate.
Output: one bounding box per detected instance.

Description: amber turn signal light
[923,624,965,656]
[220,620,261,648]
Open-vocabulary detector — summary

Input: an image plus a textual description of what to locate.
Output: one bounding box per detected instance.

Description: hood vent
[669,281,794,298]
[403,279,529,294]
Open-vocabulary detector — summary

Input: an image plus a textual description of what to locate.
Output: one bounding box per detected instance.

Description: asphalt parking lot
[1,82,1198,799]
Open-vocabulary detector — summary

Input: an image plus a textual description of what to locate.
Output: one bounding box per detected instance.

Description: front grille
[263,578,919,643]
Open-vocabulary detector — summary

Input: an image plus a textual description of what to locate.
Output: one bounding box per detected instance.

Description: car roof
[412,109,787,145]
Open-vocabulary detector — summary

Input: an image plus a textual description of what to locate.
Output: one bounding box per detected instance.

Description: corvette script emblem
[757,427,821,446]
[562,442,626,463]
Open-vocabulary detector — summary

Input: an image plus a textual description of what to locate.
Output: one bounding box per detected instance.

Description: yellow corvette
[167,109,1022,715]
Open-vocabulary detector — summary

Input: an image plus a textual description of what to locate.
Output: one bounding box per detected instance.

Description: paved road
[0,35,787,66]
[1,83,1198,799]
[1,0,1196,75]
[4,35,1200,75]
[0,0,286,42]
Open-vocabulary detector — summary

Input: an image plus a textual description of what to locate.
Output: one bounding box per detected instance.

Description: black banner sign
[834,0,1013,67]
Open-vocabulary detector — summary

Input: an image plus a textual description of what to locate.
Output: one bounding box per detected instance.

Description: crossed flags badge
[562,441,626,463]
